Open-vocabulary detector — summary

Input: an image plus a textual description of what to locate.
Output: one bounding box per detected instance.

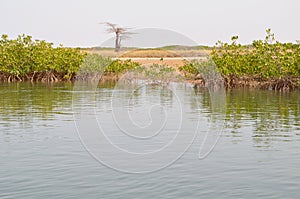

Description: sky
[1,0,299,47]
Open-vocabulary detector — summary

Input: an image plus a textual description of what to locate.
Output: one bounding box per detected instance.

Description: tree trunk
[115,32,120,52]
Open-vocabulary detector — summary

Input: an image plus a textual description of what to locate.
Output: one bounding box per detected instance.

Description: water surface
[0,82,299,198]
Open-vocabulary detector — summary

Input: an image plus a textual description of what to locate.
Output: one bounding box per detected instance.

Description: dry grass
[169,49,211,57]
[83,48,211,58]
[81,49,130,57]
[120,49,180,58]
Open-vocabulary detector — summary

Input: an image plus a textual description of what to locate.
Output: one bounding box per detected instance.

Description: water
[0,82,299,198]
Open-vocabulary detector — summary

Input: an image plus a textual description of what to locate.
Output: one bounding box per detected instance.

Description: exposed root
[0,71,76,82]
[194,75,300,91]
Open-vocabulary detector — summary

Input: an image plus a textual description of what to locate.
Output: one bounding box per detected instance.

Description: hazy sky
[1,0,299,47]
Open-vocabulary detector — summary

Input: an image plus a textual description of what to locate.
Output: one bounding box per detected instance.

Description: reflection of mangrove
[98,76,118,89]
[145,84,174,107]
[2,81,299,148]
[0,83,74,126]
[97,81,300,149]
[98,79,175,108]
[223,89,299,147]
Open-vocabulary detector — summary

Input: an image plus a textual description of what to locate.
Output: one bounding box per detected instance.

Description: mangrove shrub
[0,34,86,82]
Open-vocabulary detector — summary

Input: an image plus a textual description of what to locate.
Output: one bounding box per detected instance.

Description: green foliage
[211,29,300,79]
[144,64,177,84]
[179,61,198,77]
[0,34,86,81]
[126,64,178,85]
[79,53,112,74]
[179,59,221,82]
[104,59,140,75]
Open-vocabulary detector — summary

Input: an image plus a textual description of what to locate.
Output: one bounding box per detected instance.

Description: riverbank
[92,57,300,91]
[193,75,300,90]
[1,32,299,90]
[1,55,299,91]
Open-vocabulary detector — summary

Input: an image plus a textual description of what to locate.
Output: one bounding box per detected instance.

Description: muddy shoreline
[193,76,300,90]
[1,72,299,91]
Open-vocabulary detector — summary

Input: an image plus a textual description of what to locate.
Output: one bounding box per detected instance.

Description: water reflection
[1,81,300,198]
[0,83,74,126]
[0,82,299,149]
[222,88,300,148]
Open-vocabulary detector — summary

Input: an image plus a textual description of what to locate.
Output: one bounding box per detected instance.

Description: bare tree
[102,22,133,52]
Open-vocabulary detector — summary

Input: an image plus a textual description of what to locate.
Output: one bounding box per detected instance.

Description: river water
[0,82,299,198]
